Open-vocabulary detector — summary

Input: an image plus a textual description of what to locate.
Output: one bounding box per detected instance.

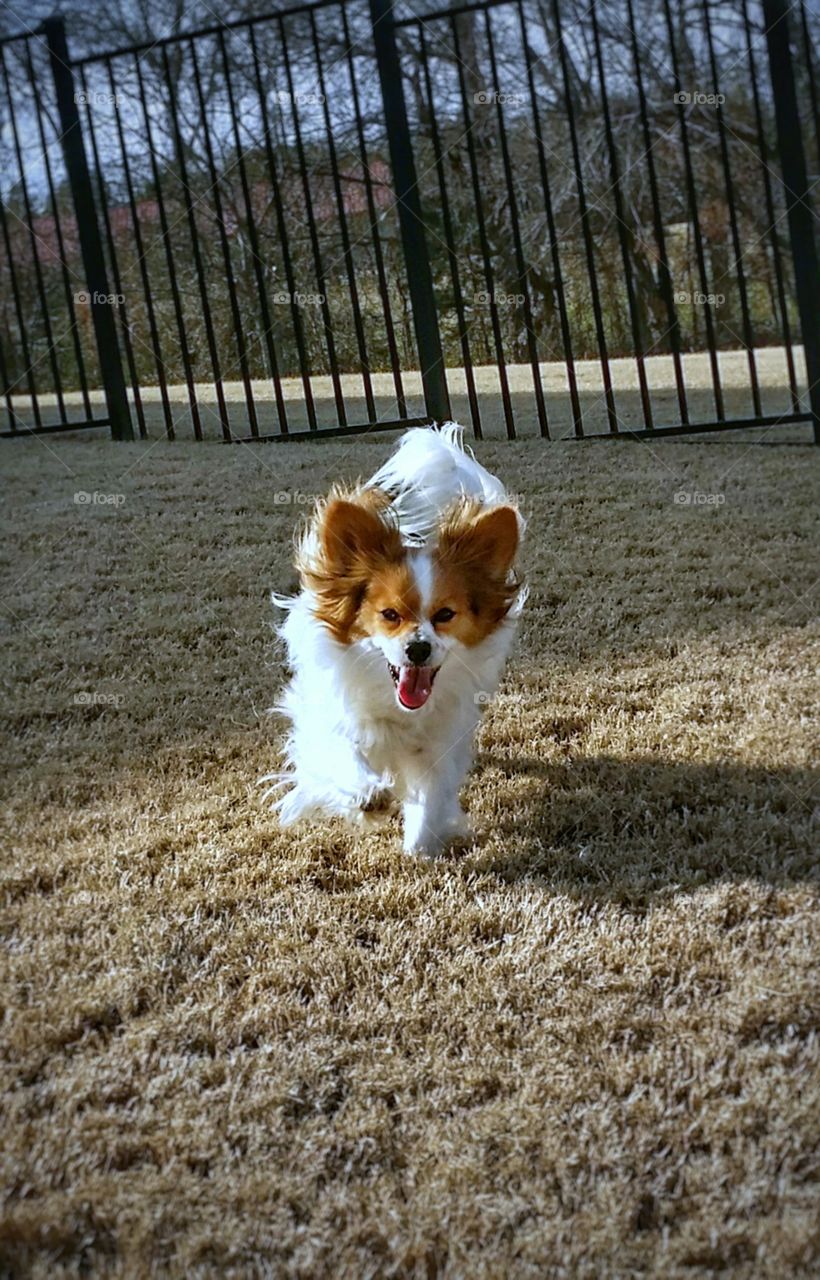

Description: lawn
[1,425,818,1277]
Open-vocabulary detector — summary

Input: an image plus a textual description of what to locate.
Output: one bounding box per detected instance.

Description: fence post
[763,0,820,444]
[370,0,451,424]
[42,17,133,441]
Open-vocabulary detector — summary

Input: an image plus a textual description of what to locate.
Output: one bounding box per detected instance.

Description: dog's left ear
[438,504,519,577]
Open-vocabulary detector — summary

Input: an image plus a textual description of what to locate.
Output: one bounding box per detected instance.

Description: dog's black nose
[405,639,432,666]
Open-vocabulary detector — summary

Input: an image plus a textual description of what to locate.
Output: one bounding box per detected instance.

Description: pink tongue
[397,665,434,709]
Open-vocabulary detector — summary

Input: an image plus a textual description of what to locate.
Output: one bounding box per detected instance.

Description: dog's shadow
[469,750,818,901]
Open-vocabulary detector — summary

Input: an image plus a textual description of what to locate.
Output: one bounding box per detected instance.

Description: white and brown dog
[266,424,524,855]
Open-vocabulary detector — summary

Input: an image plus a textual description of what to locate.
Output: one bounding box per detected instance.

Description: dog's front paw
[404,817,472,858]
[404,833,470,858]
[357,785,398,826]
[404,835,442,858]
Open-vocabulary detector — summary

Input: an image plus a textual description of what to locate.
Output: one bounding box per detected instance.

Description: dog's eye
[432,607,455,624]
[381,608,401,623]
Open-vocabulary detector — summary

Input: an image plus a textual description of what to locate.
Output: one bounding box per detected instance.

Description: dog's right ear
[319,494,401,573]
[301,493,402,643]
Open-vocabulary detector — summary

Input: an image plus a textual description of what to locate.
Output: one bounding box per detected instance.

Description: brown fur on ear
[299,490,404,643]
[437,502,519,576]
[435,501,521,627]
[319,493,400,573]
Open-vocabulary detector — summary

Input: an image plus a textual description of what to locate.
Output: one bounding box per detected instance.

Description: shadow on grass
[472,751,819,902]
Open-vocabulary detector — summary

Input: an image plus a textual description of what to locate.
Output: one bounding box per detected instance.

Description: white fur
[365,421,513,544]
[265,424,524,856]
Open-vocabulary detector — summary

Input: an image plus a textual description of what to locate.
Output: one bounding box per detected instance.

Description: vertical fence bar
[82,89,148,437]
[248,24,316,430]
[742,0,799,413]
[590,0,653,431]
[0,330,21,431]
[701,0,761,418]
[309,9,375,422]
[161,44,231,441]
[43,18,133,440]
[662,0,724,422]
[1,43,67,422]
[0,182,42,428]
[450,14,515,438]
[418,24,482,438]
[106,56,173,437]
[190,37,258,439]
[371,0,451,424]
[763,0,820,443]
[517,0,582,437]
[624,0,687,426]
[484,8,549,438]
[219,29,288,436]
[797,0,819,165]
[23,41,92,421]
[551,0,618,435]
[341,3,407,422]
[134,55,200,440]
[279,14,346,427]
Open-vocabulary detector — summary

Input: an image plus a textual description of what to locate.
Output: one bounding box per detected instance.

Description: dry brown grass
[1,426,818,1278]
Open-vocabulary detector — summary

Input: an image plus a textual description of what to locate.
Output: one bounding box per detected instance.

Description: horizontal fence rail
[0,0,817,442]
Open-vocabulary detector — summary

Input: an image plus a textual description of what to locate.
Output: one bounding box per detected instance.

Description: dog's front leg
[332,742,393,822]
[402,737,472,857]
[278,724,391,826]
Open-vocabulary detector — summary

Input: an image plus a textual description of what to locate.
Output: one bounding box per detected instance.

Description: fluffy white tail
[366,422,509,544]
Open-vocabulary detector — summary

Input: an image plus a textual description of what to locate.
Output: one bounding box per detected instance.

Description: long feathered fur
[365,422,519,545]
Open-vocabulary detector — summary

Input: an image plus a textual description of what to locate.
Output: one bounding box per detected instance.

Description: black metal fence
[0,0,818,443]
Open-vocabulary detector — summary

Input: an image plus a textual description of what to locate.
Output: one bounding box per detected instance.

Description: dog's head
[299,491,520,711]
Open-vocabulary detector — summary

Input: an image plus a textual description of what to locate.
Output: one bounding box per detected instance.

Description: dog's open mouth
[388,663,439,710]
